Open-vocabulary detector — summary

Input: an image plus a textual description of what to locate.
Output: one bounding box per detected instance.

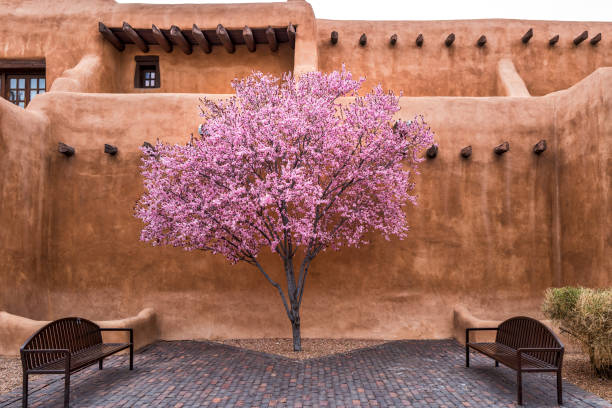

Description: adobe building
[0,0,610,352]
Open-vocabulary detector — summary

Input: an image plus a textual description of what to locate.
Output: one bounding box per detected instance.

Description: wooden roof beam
[266,26,278,51]
[243,26,256,52]
[170,25,192,55]
[123,22,148,52]
[192,24,211,53]
[217,24,235,53]
[151,24,172,53]
[98,22,125,51]
[287,23,296,49]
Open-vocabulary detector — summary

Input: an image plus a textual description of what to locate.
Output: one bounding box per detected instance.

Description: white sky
[114,0,612,21]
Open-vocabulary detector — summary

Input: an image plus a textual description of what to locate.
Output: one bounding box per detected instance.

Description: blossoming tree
[135,69,434,351]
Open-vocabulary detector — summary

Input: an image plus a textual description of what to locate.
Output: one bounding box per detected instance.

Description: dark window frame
[0,59,46,107]
[134,56,160,89]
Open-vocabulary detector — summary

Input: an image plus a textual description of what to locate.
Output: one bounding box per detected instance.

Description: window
[0,59,46,108]
[134,56,160,89]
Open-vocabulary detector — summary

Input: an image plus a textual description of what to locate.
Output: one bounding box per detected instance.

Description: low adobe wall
[0,308,158,356]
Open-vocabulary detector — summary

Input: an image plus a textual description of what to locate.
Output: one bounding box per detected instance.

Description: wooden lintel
[287,23,296,49]
[460,146,472,158]
[265,26,278,52]
[217,24,235,53]
[573,31,588,45]
[104,144,118,155]
[151,24,172,53]
[331,31,338,44]
[243,26,256,52]
[169,25,192,55]
[192,24,211,53]
[416,33,424,47]
[359,33,367,46]
[426,145,438,159]
[122,22,148,52]
[521,28,533,44]
[445,33,455,47]
[390,33,398,45]
[477,35,487,47]
[494,141,510,155]
[58,142,75,156]
[590,33,601,45]
[533,140,547,155]
[98,22,124,52]
[549,34,560,46]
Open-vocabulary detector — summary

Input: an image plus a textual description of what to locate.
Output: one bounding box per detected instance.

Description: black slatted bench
[466,316,564,406]
[20,317,133,407]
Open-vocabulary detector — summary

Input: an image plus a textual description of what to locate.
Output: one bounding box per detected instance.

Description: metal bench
[20,317,133,407]
[466,316,564,405]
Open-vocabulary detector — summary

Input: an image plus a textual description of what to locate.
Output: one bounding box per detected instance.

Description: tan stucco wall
[0,0,610,347]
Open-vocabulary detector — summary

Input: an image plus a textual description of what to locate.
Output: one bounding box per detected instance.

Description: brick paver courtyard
[0,339,609,407]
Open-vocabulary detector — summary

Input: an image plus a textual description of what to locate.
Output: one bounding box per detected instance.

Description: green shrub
[543,287,612,378]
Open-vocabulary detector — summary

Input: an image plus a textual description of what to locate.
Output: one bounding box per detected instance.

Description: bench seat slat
[468,342,557,370]
[29,343,130,372]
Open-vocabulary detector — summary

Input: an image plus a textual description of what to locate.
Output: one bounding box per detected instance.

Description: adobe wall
[317,19,612,96]
[0,0,610,344]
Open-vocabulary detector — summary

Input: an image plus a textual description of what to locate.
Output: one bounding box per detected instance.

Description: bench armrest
[465,327,498,344]
[99,327,133,344]
[516,347,564,369]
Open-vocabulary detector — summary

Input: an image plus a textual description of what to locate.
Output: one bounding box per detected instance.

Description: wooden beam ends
[426,145,438,158]
[58,142,75,156]
[521,28,533,44]
[169,25,192,54]
[445,33,455,47]
[359,33,367,46]
[390,34,398,46]
[533,140,547,155]
[590,33,601,45]
[192,24,211,53]
[287,23,296,49]
[494,141,510,155]
[549,34,560,46]
[416,33,424,47]
[122,22,148,52]
[243,26,256,52]
[265,26,278,52]
[476,35,487,47]
[574,31,588,45]
[98,22,124,52]
[151,24,172,53]
[104,144,118,155]
[331,30,338,44]
[460,146,472,158]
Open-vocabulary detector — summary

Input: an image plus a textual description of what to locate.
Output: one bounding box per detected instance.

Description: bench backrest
[496,316,563,366]
[21,317,102,370]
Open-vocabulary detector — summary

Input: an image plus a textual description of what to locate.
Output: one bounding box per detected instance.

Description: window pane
[18,102,25,108]
[9,78,16,88]
[9,90,15,101]
[30,90,38,100]
[150,72,155,79]
[39,78,45,89]
[18,90,25,101]
[18,78,25,88]
[144,80,150,87]
[150,79,155,87]
[30,78,37,88]
[145,72,150,79]
[39,90,45,95]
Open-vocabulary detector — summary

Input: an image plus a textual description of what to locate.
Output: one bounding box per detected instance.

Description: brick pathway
[0,340,609,407]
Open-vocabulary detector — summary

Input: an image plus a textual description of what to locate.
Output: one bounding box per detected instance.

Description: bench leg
[517,371,523,406]
[99,359,103,370]
[22,372,28,408]
[64,373,70,408]
[129,344,134,370]
[465,345,469,368]
[495,360,499,367]
[557,370,563,405]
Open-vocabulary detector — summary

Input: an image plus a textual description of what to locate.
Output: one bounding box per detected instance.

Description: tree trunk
[291,316,301,351]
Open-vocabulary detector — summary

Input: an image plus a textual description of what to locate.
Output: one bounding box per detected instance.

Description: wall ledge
[0,308,158,356]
